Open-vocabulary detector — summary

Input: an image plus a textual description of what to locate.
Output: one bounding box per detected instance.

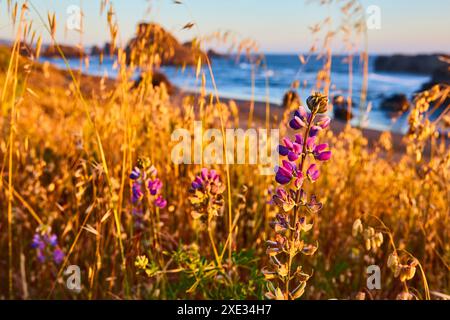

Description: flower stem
[286,110,317,299]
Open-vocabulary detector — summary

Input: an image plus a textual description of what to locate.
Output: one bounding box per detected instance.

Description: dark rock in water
[90,43,118,56]
[42,44,85,58]
[374,54,449,75]
[90,45,102,56]
[281,90,300,108]
[103,43,118,56]
[332,95,353,120]
[126,22,206,66]
[380,94,410,113]
[420,67,450,91]
[207,49,228,59]
[132,71,174,95]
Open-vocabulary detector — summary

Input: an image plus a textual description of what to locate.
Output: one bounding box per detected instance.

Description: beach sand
[171,88,408,154]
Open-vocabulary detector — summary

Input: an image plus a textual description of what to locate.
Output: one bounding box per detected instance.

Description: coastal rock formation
[41,44,85,59]
[374,54,449,75]
[126,22,206,66]
[380,94,410,113]
[132,71,174,95]
[90,42,119,57]
[207,49,228,59]
[281,90,300,109]
[90,45,102,56]
[332,95,353,120]
[421,67,450,90]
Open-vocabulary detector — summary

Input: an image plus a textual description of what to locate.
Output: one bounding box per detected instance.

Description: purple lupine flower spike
[32,228,64,265]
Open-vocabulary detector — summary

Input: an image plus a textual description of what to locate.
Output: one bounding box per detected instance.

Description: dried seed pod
[352,219,363,237]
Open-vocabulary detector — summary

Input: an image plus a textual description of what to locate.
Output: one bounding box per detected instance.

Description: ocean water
[42,54,432,133]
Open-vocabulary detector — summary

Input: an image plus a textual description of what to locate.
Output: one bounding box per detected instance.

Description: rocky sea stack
[125,22,206,67]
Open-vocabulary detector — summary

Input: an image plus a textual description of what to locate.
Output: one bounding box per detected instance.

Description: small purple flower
[47,234,58,247]
[154,195,167,208]
[289,106,308,130]
[132,181,143,203]
[305,136,316,152]
[31,234,45,250]
[317,116,331,130]
[278,137,302,161]
[276,160,299,185]
[306,164,320,182]
[309,126,322,137]
[37,250,46,263]
[31,229,64,265]
[191,168,225,195]
[313,144,332,161]
[129,167,141,180]
[53,249,64,264]
[148,178,163,195]
[293,172,305,190]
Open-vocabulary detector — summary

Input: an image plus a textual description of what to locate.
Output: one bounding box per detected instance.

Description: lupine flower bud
[352,219,363,237]
[307,92,329,114]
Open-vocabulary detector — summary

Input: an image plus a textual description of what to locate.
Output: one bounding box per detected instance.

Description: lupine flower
[306,195,323,213]
[306,164,320,182]
[316,116,331,129]
[191,168,225,195]
[47,234,58,247]
[289,105,309,130]
[272,188,296,212]
[148,178,163,195]
[129,158,168,231]
[189,168,225,220]
[53,249,65,264]
[31,233,45,250]
[313,143,332,161]
[305,136,316,152]
[132,181,143,203]
[309,125,322,137]
[31,227,64,264]
[278,137,302,161]
[154,195,167,208]
[266,94,331,300]
[275,160,298,185]
[129,167,141,180]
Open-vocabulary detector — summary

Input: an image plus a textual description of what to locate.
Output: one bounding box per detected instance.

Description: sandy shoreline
[173,88,408,153]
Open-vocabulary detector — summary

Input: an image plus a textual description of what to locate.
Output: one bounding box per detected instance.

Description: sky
[0,0,449,54]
